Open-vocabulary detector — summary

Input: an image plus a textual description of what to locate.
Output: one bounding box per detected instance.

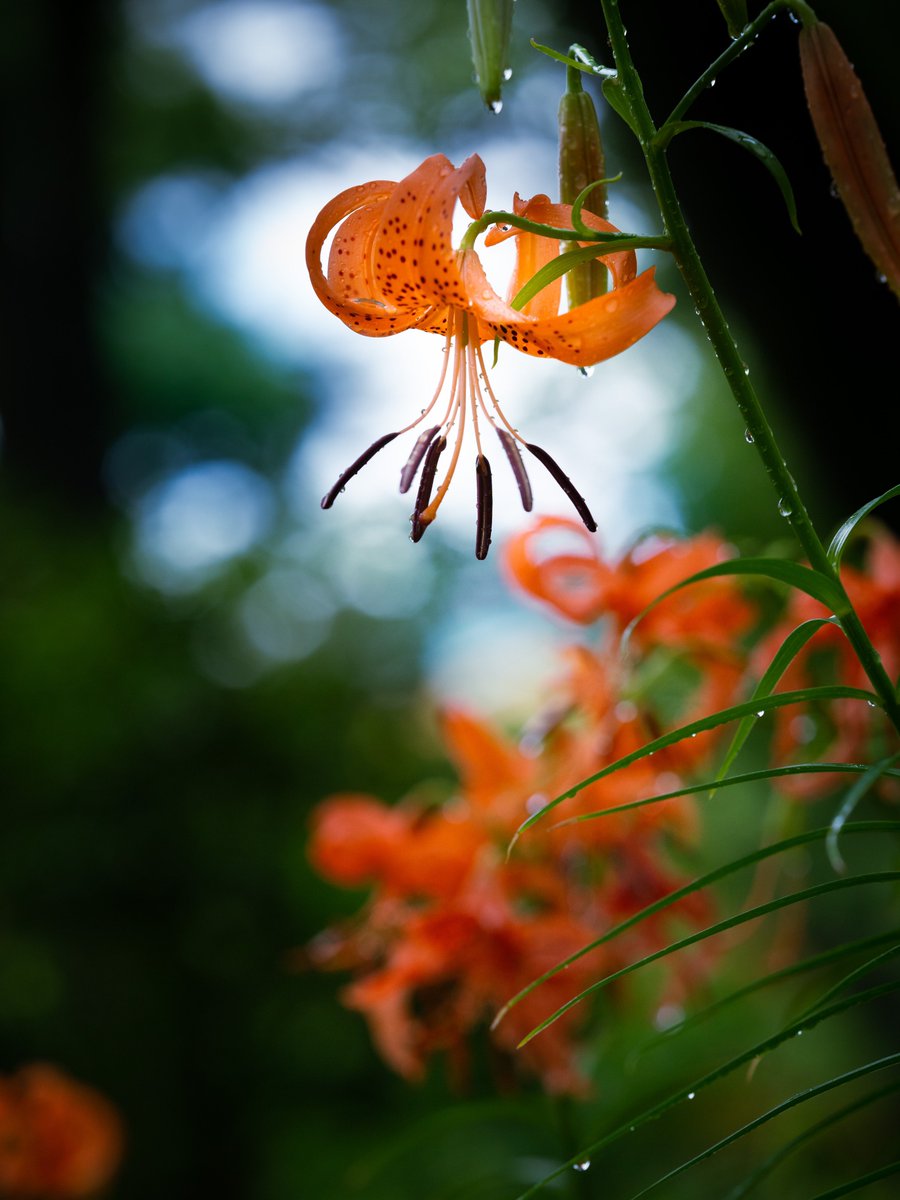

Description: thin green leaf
[601,74,640,135]
[724,1080,900,1200]
[628,1054,900,1200]
[827,752,900,873]
[827,482,900,567]
[516,871,900,1048]
[642,928,900,1051]
[511,687,880,842]
[570,174,623,239]
[514,980,900,1199]
[808,1161,900,1200]
[494,822,900,1032]
[667,120,801,233]
[529,39,613,77]
[622,558,850,653]
[797,941,900,1025]
[714,618,839,784]
[509,237,667,312]
[553,762,900,831]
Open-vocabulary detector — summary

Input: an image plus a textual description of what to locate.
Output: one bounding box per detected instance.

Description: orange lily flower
[0,1065,123,1200]
[306,153,675,556]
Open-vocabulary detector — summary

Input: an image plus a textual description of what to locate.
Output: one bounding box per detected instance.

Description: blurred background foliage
[1,1,898,1197]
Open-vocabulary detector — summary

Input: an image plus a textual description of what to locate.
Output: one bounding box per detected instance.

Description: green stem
[599,0,900,734]
[664,0,815,129]
[458,209,666,251]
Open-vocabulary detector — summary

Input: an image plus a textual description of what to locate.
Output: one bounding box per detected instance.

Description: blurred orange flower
[307,154,675,553]
[307,642,718,1095]
[0,1065,122,1200]
[505,516,755,725]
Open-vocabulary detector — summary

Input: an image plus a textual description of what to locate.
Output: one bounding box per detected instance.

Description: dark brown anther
[495,428,533,511]
[525,442,597,531]
[410,435,446,541]
[399,426,441,494]
[321,431,400,509]
[475,454,493,560]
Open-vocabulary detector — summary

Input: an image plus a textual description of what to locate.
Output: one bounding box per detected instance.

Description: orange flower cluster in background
[307,525,756,1094]
[0,1066,122,1200]
[307,520,900,1094]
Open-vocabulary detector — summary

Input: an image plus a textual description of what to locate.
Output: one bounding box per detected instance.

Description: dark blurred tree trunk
[1,0,116,509]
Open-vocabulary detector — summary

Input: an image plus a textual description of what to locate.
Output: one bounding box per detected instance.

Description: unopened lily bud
[800,20,900,298]
[714,0,748,41]
[467,0,514,113]
[558,65,608,307]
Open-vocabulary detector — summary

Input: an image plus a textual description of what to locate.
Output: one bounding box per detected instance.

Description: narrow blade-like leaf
[715,617,838,783]
[827,482,900,567]
[668,120,801,233]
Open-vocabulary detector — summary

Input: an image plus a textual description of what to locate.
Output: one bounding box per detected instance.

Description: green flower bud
[559,65,608,307]
[715,0,748,40]
[467,0,515,113]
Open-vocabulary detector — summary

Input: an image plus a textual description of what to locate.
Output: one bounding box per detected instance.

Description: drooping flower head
[306,153,675,556]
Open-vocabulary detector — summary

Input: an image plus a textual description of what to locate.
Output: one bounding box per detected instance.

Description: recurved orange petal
[371,153,487,312]
[306,179,431,336]
[465,248,674,366]
[504,515,612,623]
[514,196,638,288]
[485,193,563,319]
